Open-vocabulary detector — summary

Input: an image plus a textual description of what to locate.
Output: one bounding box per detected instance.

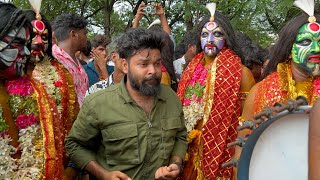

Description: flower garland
[0,76,44,179]
[33,56,63,116]
[0,57,78,179]
[183,63,209,132]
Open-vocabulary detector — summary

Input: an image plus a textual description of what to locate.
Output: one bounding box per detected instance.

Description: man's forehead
[133,48,160,60]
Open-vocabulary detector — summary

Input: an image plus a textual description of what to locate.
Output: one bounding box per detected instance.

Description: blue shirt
[83,60,114,87]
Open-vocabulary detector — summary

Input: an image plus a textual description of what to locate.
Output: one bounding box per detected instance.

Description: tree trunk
[184,0,193,31]
[103,0,116,39]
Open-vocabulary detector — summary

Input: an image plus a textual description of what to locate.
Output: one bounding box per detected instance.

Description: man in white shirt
[173,30,199,81]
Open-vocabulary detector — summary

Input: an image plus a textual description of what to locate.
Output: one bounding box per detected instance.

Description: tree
[9,0,320,46]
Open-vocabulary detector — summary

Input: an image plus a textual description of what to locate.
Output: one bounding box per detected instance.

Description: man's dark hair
[83,40,92,56]
[261,13,320,79]
[117,28,163,60]
[235,31,269,81]
[148,26,178,91]
[24,10,53,57]
[175,29,200,59]
[0,2,29,48]
[51,13,87,42]
[196,12,243,59]
[91,34,110,48]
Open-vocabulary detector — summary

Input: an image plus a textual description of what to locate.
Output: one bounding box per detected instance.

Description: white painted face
[200,21,225,57]
[0,27,30,78]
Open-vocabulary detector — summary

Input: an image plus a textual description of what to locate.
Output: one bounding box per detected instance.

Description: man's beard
[128,71,161,96]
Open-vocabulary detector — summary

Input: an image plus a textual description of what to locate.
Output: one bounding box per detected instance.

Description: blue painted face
[201,21,225,57]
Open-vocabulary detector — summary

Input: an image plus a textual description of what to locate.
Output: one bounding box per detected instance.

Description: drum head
[238,112,308,180]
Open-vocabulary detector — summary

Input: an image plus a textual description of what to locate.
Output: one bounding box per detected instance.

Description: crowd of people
[0,0,319,179]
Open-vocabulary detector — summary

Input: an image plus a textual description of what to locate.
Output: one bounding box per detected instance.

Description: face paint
[30,20,48,63]
[0,27,30,78]
[201,21,225,57]
[291,22,320,76]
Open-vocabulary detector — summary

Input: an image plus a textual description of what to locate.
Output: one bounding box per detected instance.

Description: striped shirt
[85,73,114,97]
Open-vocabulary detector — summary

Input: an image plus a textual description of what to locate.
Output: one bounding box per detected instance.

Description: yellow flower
[185,152,189,161]
[187,129,200,142]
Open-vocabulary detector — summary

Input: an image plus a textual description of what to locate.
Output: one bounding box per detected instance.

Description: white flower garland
[0,135,17,179]
[15,124,43,180]
[33,56,63,116]
[183,97,206,133]
[0,124,44,179]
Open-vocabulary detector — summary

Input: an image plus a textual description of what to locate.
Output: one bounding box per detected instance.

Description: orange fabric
[254,63,320,114]
[31,77,58,179]
[253,72,283,114]
[178,48,242,179]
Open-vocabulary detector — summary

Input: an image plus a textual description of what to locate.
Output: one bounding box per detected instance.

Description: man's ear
[187,44,195,51]
[70,30,77,39]
[122,59,128,74]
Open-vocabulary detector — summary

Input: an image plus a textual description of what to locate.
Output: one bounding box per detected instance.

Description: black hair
[91,34,110,48]
[236,32,268,70]
[196,12,243,59]
[0,2,30,72]
[117,28,163,60]
[175,29,200,59]
[51,13,88,42]
[148,26,178,91]
[0,2,30,50]
[84,40,92,56]
[261,13,320,79]
[24,10,53,57]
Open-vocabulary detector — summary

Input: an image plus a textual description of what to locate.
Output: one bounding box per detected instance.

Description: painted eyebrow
[296,33,314,41]
[202,28,209,32]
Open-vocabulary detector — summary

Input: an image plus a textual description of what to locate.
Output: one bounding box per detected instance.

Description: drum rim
[237,110,308,180]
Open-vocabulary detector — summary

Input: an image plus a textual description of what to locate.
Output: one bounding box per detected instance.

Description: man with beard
[65,28,188,180]
[177,3,255,180]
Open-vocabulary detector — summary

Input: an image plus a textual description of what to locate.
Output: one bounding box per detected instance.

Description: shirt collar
[87,60,98,72]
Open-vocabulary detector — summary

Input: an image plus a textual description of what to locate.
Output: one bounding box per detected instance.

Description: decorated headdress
[147,19,161,29]
[28,0,45,33]
[206,3,216,22]
[294,0,319,32]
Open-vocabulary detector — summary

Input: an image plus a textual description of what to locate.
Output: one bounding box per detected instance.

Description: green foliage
[9,0,320,48]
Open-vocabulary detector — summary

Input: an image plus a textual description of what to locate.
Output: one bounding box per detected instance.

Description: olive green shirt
[65,78,188,179]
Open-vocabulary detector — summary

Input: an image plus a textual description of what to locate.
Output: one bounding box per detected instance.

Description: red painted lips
[206,44,214,49]
[308,55,320,63]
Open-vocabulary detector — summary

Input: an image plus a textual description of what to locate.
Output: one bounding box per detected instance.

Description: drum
[237,107,310,180]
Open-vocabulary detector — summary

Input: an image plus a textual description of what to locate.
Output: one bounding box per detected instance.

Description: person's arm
[154,3,170,35]
[309,99,320,180]
[240,65,256,112]
[233,83,259,179]
[65,99,100,169]
[132,3,145,28]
